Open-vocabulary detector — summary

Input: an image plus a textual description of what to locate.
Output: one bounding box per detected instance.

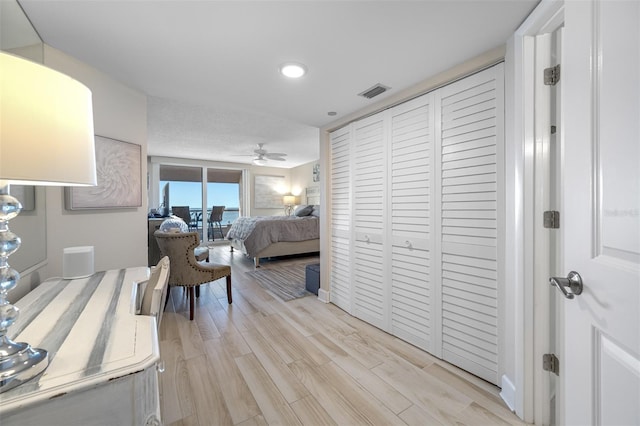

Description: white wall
[42,45,148,278]
[290,160,319,203]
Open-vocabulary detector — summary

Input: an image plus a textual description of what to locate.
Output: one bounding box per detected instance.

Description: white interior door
[329,126,353,313]
[388,94,434,353]
[352,114,387,329]
[437,64,504,386]
[561,1,640,424]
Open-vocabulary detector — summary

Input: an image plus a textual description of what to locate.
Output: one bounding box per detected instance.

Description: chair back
[140,256,170,330]
[154,231,201,285]
[171,206,191,224]
[209,206,225,222]
[154,231,233,319]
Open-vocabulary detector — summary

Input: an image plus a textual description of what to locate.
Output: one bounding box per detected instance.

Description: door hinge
[543,353,560,376]
[544,64,561,85]
[543,211,560,229]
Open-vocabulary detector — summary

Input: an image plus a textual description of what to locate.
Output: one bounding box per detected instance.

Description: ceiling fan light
[253,158,267,166]
[280,63,306,78]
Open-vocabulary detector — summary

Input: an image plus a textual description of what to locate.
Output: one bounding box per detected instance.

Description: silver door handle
[549,271,583,299]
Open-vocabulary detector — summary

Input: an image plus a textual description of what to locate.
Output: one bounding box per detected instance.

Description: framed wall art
[254,175,285,208]
[65,135,142,210]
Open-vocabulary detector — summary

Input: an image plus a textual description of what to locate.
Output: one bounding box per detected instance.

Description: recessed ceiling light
[280,63,307,78]
[328,111,337,116]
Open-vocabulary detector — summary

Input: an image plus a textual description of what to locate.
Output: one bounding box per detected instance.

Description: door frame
[505,0,564,423]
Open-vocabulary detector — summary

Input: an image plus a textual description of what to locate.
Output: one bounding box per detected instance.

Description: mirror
[1,0,47,273]
[0,0,43,62]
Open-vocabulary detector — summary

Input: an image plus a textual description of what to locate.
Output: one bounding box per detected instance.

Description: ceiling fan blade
[268,157,286,161]
[264,152,287,158]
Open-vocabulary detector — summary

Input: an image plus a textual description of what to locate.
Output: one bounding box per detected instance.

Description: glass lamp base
[0,338,49,393]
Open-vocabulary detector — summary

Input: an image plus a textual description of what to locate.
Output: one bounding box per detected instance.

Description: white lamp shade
[0,52,97,186]
[283,195,296,205]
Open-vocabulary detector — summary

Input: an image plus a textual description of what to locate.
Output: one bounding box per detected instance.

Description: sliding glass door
[154,163,243,242]
[205,169,241,241]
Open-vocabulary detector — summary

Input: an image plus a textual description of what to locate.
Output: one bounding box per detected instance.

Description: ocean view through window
[160,180,240,225]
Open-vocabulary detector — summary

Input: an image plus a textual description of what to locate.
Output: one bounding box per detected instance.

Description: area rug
[246,263,312,301]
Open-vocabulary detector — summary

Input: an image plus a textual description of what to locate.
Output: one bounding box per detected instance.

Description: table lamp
[283,194,296,216]
[0,52,97,392]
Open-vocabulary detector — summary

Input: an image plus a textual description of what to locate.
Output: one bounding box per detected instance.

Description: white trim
[508,0,565,423]
[500,374,517,412]
[533,32,553,426]
[317,288,330,303]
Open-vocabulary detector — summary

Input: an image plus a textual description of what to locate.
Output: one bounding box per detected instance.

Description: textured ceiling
[19,0,538,168]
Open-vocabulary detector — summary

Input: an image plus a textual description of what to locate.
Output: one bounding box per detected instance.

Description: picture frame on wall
[65,135,142,210]
[254,175,285,208]
[9,185,35,211]
[312,162,320,182]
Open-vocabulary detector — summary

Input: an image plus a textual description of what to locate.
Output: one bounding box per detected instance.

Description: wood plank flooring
[159,245,526,426]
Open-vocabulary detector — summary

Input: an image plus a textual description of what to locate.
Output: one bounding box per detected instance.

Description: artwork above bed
[254,175,285,208]
[306,186,320,205]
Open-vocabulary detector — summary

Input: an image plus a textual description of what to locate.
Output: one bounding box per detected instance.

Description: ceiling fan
[246,143,287,165]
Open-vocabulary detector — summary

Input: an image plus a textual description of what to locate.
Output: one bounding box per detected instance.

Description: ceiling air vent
[358,83,390,99]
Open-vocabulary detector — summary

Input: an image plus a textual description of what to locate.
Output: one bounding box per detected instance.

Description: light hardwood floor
[159,245,526,426]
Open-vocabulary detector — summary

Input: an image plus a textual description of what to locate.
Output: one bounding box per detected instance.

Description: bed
[227,209,319,267]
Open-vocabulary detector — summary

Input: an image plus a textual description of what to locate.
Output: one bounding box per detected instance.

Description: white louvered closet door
[329,126,353,313]
[388,94,435,352]
[437,64,504,385]
[352,114,387,329]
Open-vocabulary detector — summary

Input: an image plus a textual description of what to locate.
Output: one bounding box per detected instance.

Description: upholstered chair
[154,231,232,320]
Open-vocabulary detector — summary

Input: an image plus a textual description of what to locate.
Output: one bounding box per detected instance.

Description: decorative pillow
[310,205,320,217]
[294,205,313,217]
[159,216,188,233]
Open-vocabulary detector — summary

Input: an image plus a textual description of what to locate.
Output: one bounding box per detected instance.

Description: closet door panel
[352,116,386,329]
[438,65,503,385]
[330,126,353,313]
[389,94,434,351]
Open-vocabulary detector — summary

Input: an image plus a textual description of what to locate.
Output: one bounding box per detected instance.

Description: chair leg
[226,275,232,304]
[195,285,200,298]
[188,286,195,320]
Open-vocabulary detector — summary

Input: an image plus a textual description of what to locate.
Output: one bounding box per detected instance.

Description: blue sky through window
[160,181,239,209]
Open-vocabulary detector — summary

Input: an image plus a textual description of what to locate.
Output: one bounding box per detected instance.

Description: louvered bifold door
[352,114,387,329]
[329,125,353,313]
[388,94,435,352]
[437,64,504,385]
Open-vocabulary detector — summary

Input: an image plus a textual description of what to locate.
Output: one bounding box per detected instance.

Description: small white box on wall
[63,246,95,279]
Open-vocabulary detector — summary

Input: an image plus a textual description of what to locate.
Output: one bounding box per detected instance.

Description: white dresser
[0,267,161,425]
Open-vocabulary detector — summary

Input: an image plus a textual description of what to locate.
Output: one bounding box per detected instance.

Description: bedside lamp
[0,52,97,392]
[283,194,296,216]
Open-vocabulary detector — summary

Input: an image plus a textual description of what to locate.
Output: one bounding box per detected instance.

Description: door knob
[549,271,583,299]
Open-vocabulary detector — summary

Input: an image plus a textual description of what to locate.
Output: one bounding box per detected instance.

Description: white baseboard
[500,374,516,412]
[317,288,330,303]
